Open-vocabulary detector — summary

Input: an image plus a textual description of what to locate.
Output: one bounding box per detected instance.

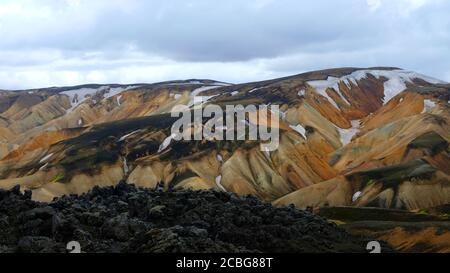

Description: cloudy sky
[0,0,449,89]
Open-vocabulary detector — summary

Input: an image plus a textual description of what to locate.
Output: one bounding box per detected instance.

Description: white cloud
[0,0,448,89]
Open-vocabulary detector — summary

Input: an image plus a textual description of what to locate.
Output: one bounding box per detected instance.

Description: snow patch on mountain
[118,130,141,142]
[249,87,262,93]
[123,157,129,175]
[352,191,362,202]
[39,163,49,171]
[422,99,437,113]
[215,175,227,192]
[306,69,445,108]
[62,85,138,112]
[187,85,222,108]
[337,120,361,146]
[307,78,351,108]
[39,153,54,163]
[158,133,177,153]
[290,124,306,139]
[217,154,223,163]
[62,87,102,112]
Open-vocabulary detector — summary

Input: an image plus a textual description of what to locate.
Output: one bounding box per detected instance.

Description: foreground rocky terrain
[0,182,378,253]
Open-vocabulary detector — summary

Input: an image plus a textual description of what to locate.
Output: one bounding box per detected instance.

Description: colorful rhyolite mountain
[1,67,449,252]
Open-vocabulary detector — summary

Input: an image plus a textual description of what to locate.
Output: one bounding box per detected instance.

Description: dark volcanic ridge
[0,182,389,253]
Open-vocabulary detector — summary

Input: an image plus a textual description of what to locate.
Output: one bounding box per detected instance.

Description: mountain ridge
[4,66,439,92]
[0,66,448,205]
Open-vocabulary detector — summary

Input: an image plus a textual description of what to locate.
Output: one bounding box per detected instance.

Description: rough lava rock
[0,182,391,253]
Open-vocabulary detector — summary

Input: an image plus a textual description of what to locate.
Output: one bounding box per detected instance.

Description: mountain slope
[0,67,448,213]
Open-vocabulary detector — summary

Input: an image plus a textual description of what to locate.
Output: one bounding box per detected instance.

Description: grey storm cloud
[0,0,449,89]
